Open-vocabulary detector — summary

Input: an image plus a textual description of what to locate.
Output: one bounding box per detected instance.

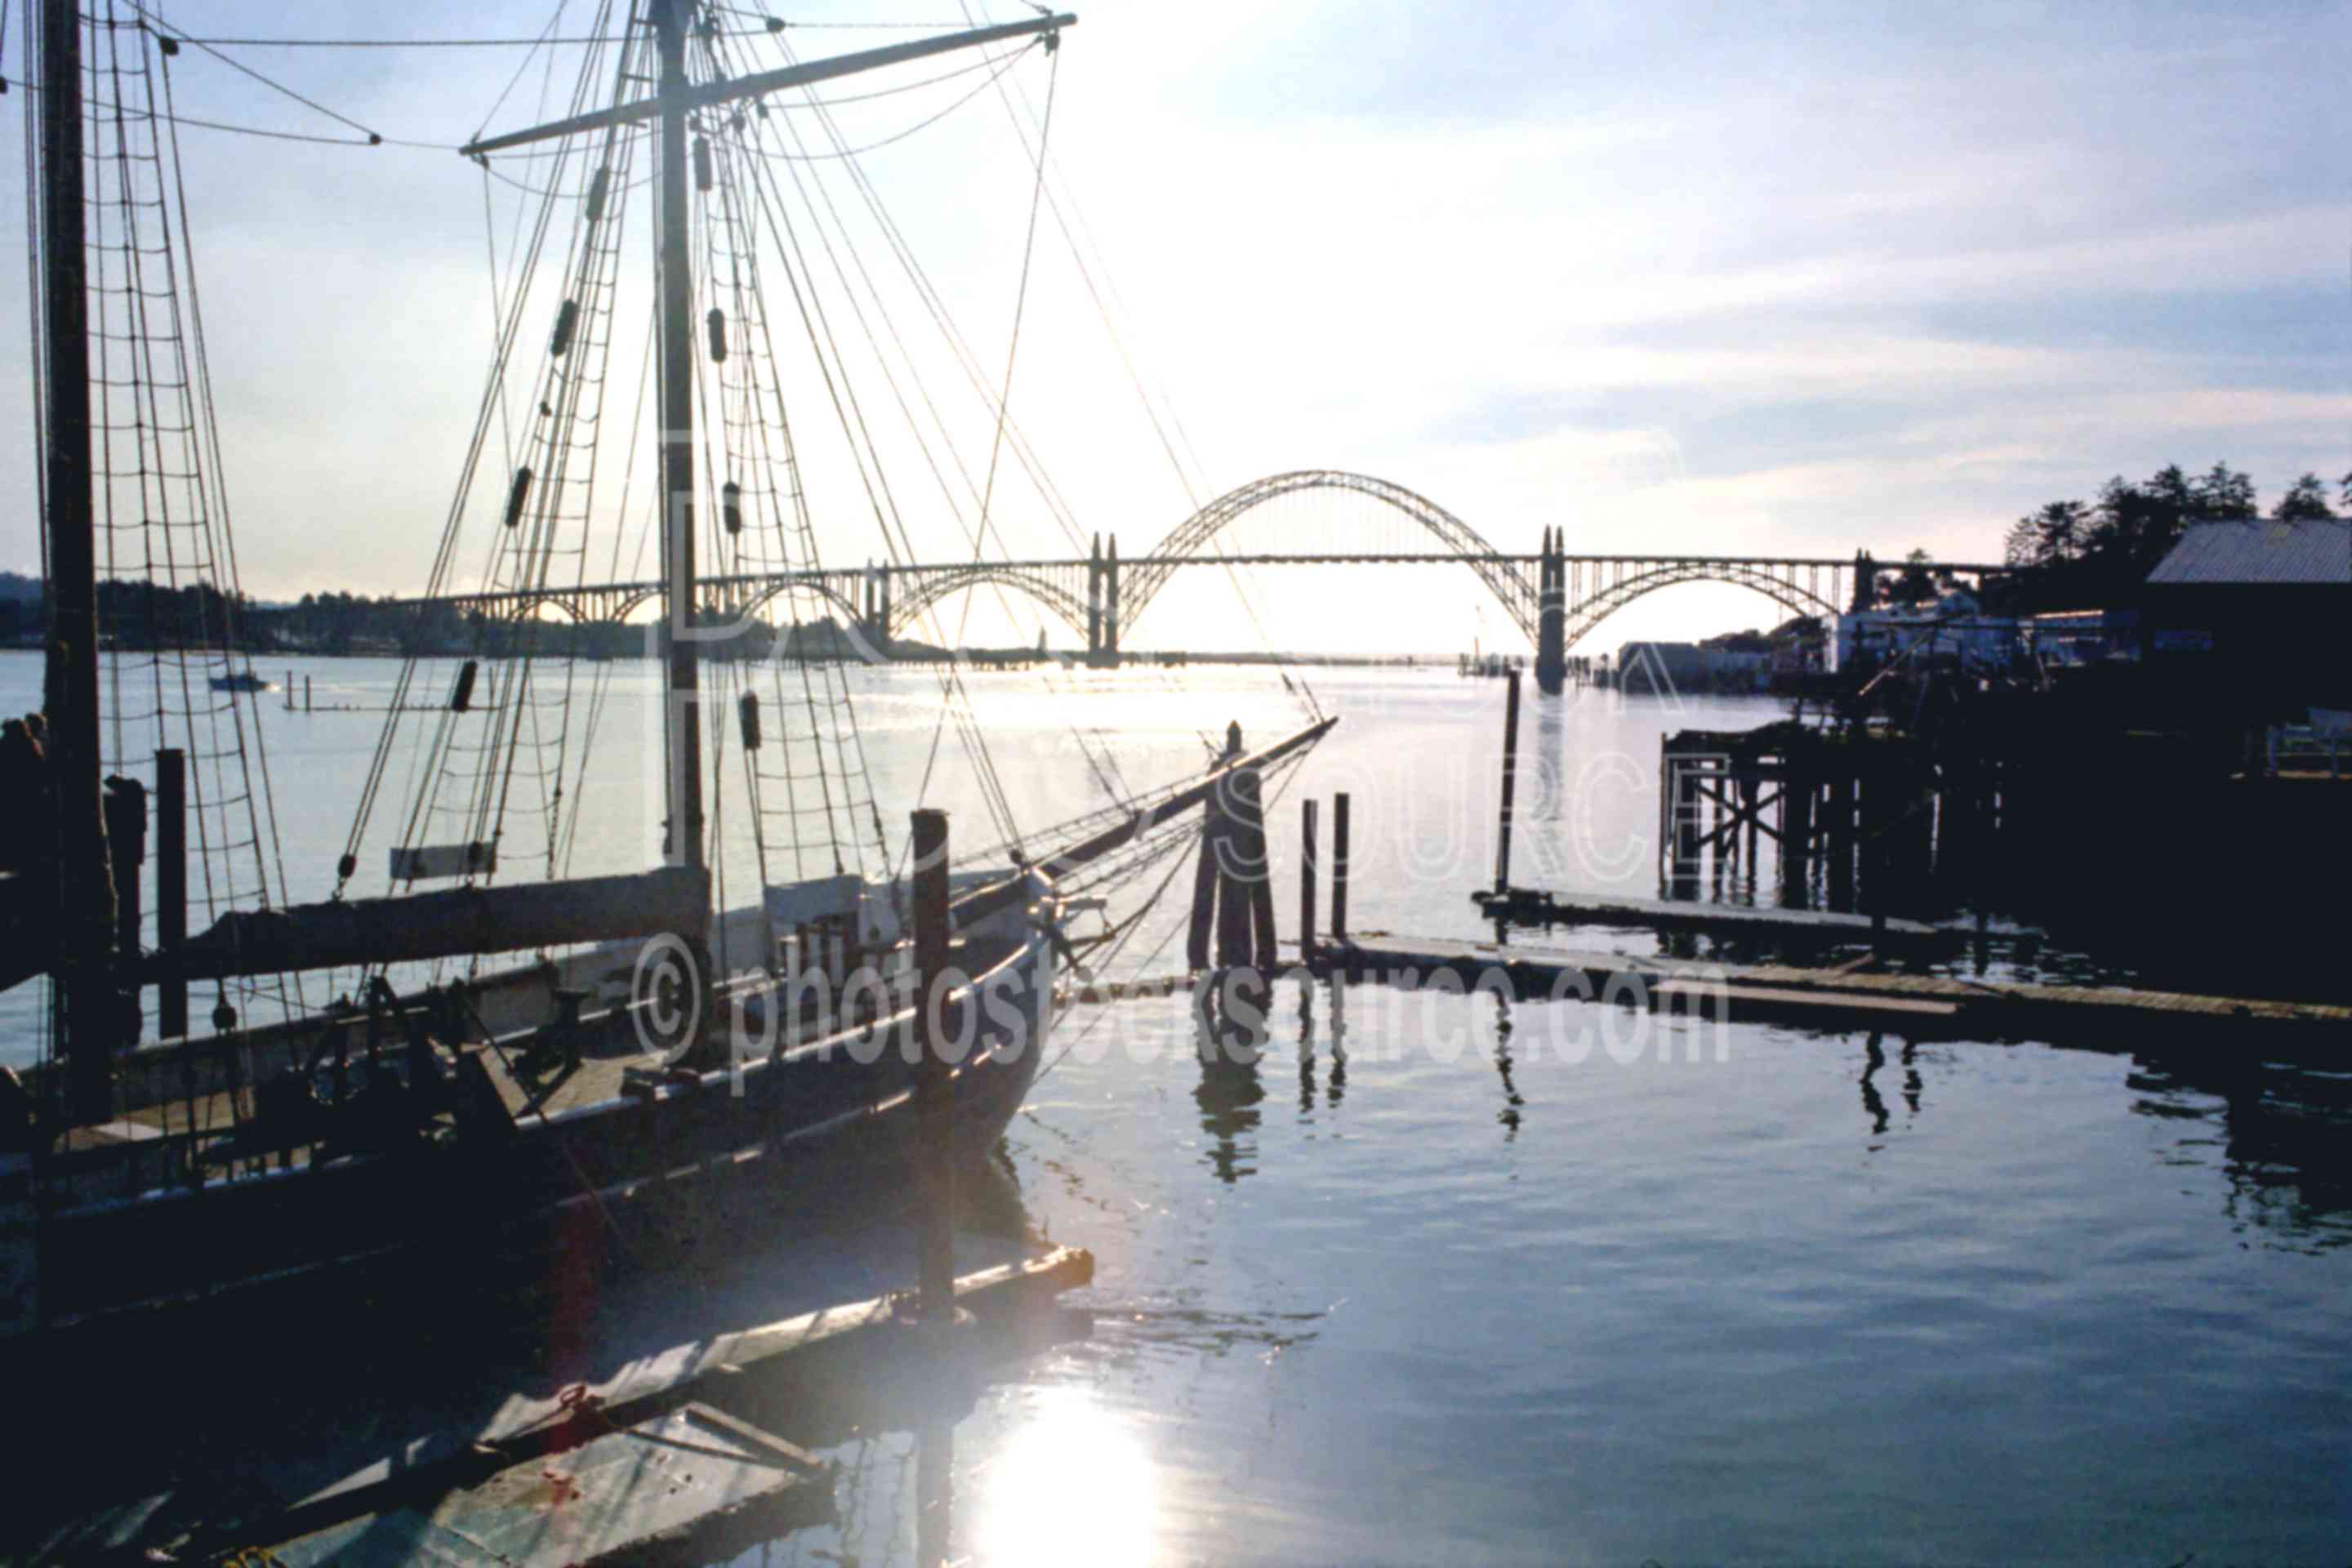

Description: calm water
[8,652,2348,1562]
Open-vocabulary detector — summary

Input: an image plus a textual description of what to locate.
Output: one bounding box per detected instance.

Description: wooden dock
[29,1247,1092,1568]
[1470,885,1953,949]
[1318,934,2351,1045]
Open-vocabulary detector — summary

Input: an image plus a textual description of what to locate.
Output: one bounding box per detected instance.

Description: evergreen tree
[2189,461,2256,520]
[2031,499,2089,564]
[2273,473,2336,520]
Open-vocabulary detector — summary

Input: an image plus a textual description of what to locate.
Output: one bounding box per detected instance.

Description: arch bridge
[407,470,2008,693]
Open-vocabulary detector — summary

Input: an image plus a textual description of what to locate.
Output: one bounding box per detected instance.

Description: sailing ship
[0,0,1332,1354]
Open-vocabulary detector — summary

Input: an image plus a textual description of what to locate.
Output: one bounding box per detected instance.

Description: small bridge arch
[728,576,866,630]
[1563,560,1844,653]
[889,564,1092,643]
[1120,470,1542,642]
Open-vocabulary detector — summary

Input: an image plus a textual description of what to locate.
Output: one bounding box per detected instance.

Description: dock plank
[1472,887,1947,945]
[267,1403,832,1567]
[1327,936,2350,1043]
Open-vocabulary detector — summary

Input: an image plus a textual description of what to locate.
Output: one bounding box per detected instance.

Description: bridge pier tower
[1086,533,1103,657]
[861,564,893,654]
[1085,533,1122,666]
[1535,525,1566,694]
[1851,550,1876,612]
[1102,534,1121,666]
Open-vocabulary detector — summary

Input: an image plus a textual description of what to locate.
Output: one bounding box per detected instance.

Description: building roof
[2146,517,2352,586]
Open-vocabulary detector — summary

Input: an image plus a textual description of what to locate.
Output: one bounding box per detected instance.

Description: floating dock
[34,1248,1092,1568]
[1316,934,2350,1045]
[1470,885,1952,950]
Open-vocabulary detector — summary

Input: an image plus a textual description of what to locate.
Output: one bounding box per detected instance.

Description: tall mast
[38,0,116,1116]
[455,4,1078,881]
[653,0,703,875]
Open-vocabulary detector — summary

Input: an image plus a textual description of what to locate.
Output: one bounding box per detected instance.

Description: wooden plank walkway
[265,1402,833,1567]
[214,1247,1095,1568]
[1469,886,1950,947]
[1321,935,2351,1044]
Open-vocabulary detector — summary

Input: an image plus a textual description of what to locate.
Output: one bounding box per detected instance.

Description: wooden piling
[1214,776,1254,972]
[156,746,187,1040]
[1330,791,1351,943]
[104,775,145,1027]
[1781,761,1812,909]
[1299,798,1319,962]
[1185,782,1226,973]
[1827,768,1855,911]
[1494,668,1521,895]
[1234,767,1277,972]
[908,807,952,1323]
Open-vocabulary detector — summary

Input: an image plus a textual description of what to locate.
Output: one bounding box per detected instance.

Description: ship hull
[0,885,1056,1358]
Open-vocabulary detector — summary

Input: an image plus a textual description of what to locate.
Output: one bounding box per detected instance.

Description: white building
[1834,588,2020,675]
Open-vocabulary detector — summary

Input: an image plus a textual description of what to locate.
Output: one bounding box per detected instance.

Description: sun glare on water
[970,1388,1161,1568]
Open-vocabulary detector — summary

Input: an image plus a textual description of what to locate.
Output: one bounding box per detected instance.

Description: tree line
[1997,462,2347,605]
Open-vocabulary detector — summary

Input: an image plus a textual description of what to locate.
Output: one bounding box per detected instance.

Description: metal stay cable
[724,69,1021,850]
[906,38,1058,829]
[728,28,1097,849]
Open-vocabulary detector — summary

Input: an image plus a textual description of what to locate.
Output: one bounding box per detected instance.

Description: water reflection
[971,1388,1159,1568]
[1192,969,1271,1183]
[2128,1051,2352,1250]
[914,1413,953,1568]
[1296,971,1317,1116]
[1855,1034,1927,1146]
[1325,975,1348,1110]
[1490,991,1524,1136]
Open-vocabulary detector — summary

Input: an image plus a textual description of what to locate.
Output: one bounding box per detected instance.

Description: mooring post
[1299,797,1319,964]
[1185,777,1227,973]
[103,773,145,1047]
[156,747,187,1040]
[1233,767,1277,973]
[1330,791,1351,944]
[1494,668,1521,897]
[305,675,313,713]
[910,807,954,1323]
[1215,772,1256,972]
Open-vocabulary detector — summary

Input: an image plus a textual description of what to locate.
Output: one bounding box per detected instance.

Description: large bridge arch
[1122,470,1542,642]
[890,564,1091,642]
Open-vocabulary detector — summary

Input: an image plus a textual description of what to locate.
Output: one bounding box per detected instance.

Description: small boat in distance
[207,669,274,694]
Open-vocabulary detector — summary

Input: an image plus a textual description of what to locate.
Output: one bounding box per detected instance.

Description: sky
[0,0,2345,654]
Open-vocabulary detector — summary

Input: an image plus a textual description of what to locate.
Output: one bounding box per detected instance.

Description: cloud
[0,0,2340,661]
